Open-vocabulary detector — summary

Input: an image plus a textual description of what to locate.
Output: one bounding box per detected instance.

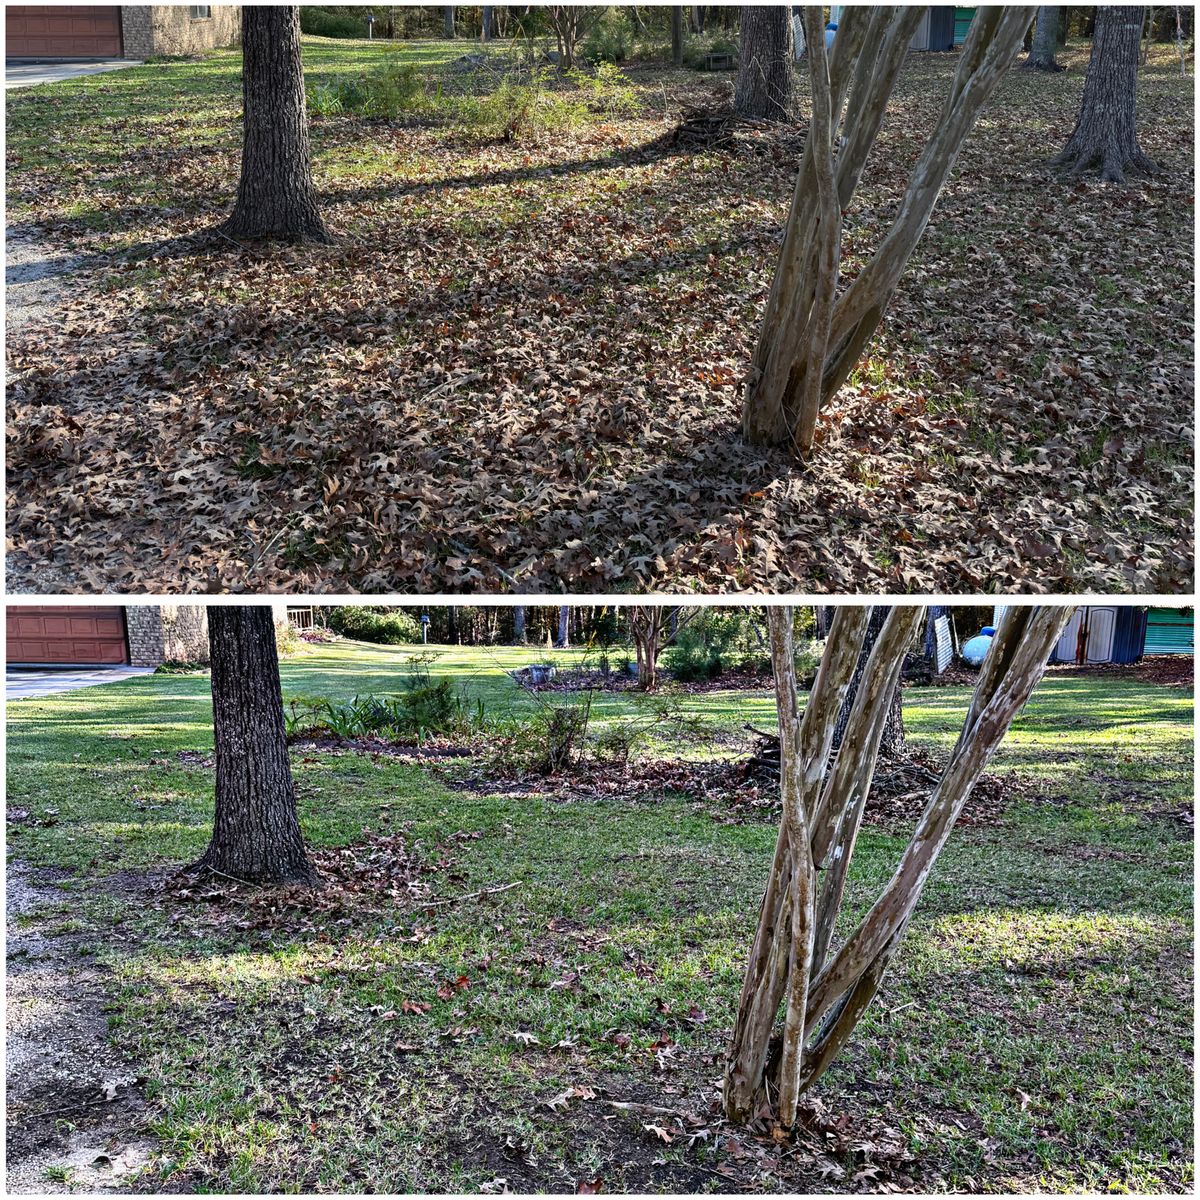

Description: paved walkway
[6,667,154,700]
[5,60,141,89]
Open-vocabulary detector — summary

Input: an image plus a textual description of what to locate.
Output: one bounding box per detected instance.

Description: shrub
[283,656,483,743]
[274,619,304,657]
[307,61,425,121]
[460,69,587,141]
[327,606,421,645]
[299,7,368,39]
[565,61,641,117]
[582,7,632,63]
[488,693,594,775]
[664,609,769,681]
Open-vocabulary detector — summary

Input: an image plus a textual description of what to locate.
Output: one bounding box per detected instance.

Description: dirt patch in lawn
[5,861,157,1193]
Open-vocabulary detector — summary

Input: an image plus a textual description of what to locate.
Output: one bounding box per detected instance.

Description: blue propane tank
[825,22,838,51]
[962,631,994,666]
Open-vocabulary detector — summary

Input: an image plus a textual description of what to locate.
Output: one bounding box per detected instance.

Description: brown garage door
[6,607,129,665]
[6,6,122,59]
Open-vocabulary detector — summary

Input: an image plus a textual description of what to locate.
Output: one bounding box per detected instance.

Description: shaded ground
[5,39,1193,593]
[5,644,1193,1192]
[6,862,156,1193]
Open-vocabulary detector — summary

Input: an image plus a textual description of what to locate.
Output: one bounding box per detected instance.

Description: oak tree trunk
[723,605,1071,1125]
[735,6,796,120]
[557,604,570,648]
[222,7,331,244]
[741,6,1033,454]
[513,605,527,644]
[1024,5,1064,69]
[672,5,684,66]
[195,607,317,886]
[444,6,455,38]
[1051,6,1157,181]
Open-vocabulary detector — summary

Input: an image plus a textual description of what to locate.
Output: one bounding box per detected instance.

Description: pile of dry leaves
[5,50,1192,592]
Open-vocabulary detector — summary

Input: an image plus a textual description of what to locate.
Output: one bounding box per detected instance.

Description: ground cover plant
[5,34,1193,592]
[5,637,1193,1192]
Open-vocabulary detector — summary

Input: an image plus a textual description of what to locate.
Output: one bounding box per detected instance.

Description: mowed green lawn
[6,641,1194,1192]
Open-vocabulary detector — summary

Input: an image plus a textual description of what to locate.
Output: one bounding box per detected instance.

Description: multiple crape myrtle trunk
[222,6,332,243]
[741,5,1034,455]
[194,607,318,886]
[627,606,696,691]
[723,605,1072,1126]
[1051,6,1157,182]
[735,6,796,121]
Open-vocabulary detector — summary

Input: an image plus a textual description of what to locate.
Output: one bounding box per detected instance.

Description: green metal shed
[1144,608,1194,655]
[953,7,976,45]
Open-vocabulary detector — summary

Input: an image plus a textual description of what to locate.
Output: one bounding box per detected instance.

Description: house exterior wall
[124,605,165,666]
[121,5,240,59]
[161,604,210,662]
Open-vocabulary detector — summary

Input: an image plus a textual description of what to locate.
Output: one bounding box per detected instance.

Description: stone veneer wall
[120,5,240,60]
[124,606,165,666]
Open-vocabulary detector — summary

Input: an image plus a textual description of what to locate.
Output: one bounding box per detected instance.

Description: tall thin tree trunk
[195,607,317,886]
[1051,6,1157,181]
[671,5,684,66]
[735,6,796,120]
[1023,5,1064,68]
[222,7,331,244]
[481,5,493,42]
[444,5,454,38]
[513,605,526,644]
[557,605,570,648]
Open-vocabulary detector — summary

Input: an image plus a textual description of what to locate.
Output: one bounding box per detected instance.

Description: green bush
[664,610,769,681]
[327,606,421,645]
[582,7,632,63]
[283,656,483,744]
[460,70,587,141]
[300,6,368,39]
[565,61,641,117]
[274,619,304,657]
[307,61,425,120]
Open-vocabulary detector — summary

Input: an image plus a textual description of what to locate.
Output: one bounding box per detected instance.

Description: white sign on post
[934,616,953,674]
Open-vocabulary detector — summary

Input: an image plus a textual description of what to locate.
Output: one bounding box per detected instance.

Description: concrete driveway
[6,667,154,700]
[5,60,141,89]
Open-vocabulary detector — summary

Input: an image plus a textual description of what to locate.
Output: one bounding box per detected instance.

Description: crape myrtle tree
[735,6,797,120]
[723,604,1072,1126]
[625,606,699,691]
[1051,6,1158,181]
[193,607,318,886]
[742,6,1033,455]
[222,6,332,243]
[1023,5,1064,70]
[831,605,905,757]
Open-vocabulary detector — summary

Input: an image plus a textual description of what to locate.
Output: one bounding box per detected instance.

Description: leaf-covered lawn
[6,643,1194,1191]
[5,40,1193,593]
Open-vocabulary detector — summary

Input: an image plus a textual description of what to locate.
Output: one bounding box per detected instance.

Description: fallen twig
[420,881,522,908]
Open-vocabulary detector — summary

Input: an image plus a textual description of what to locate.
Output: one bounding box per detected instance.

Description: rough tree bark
[513,605,527,644]
[1023,6,1064,69]
[672,5,684,67]
[222,6,331,244]
[723,604,1072,1126]
[735,6,796,120]
[194,607,318,886]
[1051,6,1158,181]
[481,5,493,42]
[741,6,1033,455]
[556,604,570,648]
[831,607,906,757]
[444,6,455,38]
